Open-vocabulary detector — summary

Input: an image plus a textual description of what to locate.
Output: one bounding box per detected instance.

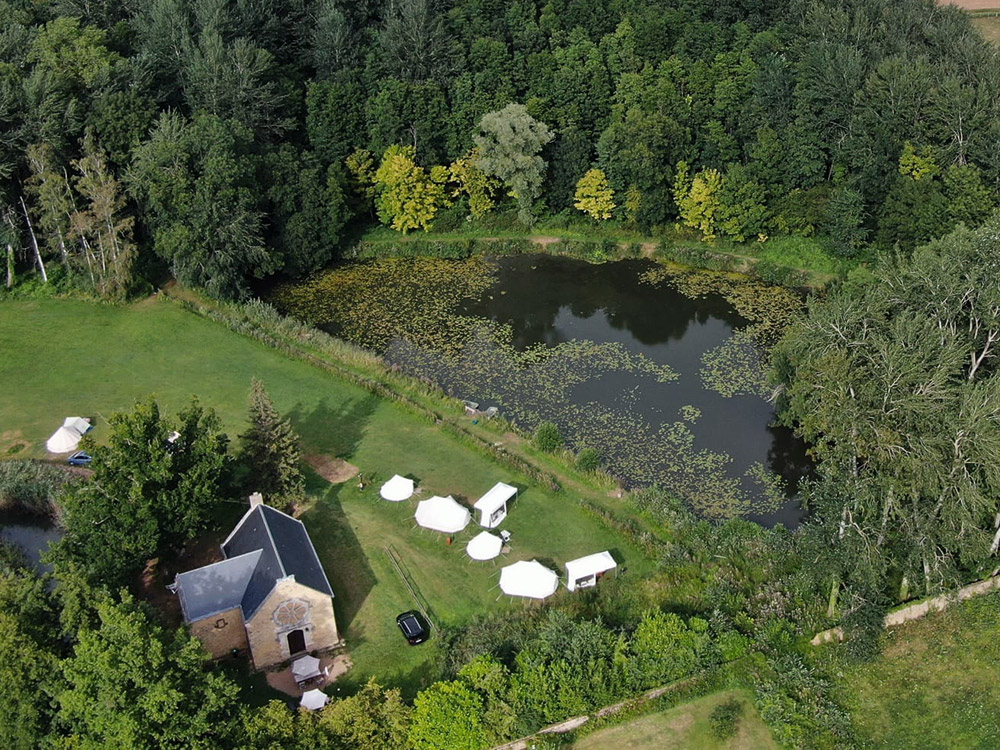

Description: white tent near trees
[498,560,559,599]
[415,495,471,533]
[299,689,329,711]
[45,417,92,453]
[564,551,617,591]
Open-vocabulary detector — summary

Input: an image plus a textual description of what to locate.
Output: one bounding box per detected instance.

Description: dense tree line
[774,218,1000,624]
[1,0,999,298]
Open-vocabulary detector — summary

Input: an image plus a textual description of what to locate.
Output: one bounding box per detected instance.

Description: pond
[272,254,811,526]
[0,510,61,574]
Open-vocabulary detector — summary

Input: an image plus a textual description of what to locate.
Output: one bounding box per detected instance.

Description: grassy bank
[570,689,777,750]
[356,222,850,288]
[0,298,656,697]
[829,591,1000,748]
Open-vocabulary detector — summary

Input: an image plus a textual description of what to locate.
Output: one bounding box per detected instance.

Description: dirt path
[941,0,1000,9]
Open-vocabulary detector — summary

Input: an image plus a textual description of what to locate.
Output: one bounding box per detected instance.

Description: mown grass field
[831,591,1000,749]
[0,298,655,697]
[571,689,777,750]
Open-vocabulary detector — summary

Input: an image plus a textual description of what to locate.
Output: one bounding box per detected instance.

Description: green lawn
[0,298,654,697]
[571,690,777,750]
[831,592,1000,749]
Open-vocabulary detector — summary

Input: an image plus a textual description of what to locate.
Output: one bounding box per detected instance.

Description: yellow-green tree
[448,148,499,218]
[898,142,938,181]
[345,148,377,199]
[574,168,615,220]
[373,145,448,233]
[674,161,723,241]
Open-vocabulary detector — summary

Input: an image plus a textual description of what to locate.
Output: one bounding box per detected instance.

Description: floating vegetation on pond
[700,327,769,399]
[679,405,701,422]
[744,462,786,515]
[270,255,805,520]
[272,256,497,352]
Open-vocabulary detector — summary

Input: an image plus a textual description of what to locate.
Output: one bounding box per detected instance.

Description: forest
[5,0,1000,748]
[2,0,1000,298]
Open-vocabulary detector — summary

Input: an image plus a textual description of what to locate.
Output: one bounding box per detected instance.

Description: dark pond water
[279,253,811,526]
[456,255,810,526]
[0,510,61,573]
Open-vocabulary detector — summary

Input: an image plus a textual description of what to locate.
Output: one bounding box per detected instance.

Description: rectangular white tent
[473,482,517,528]
[564,551,617,591]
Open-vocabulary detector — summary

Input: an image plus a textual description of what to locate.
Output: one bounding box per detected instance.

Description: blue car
[66,451,92,466]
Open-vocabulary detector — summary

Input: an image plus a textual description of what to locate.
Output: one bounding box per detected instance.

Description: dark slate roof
[176,550,262,623]
[220,504,334,621]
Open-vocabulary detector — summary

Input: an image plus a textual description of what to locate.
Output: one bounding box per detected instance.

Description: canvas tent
[466,531,503,561]
[564,551,617,591]
[45,417,91,453]
[300,689,329,711]
[380,475,415,502]
[473,482,517,528]
[499,560,559,599]
[415,495,471,533]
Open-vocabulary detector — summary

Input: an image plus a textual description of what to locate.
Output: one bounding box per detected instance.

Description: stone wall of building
[245,579,341,670]
[189,607,248,659]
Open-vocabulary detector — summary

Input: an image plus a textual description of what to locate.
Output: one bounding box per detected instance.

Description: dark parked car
[66,451,92,467]
[396,610,430,645]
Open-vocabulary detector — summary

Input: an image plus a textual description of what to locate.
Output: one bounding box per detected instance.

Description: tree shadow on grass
[286,393,380,461]
[301,482,377,633]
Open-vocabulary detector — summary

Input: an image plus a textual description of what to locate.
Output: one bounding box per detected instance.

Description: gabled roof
[176,550,262,622]
[221,504,334,620]
[176,504,333,624]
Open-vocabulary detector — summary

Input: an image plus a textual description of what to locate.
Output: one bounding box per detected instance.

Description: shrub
[575,447,602,472]
[709,697,743,739]
[0,460,76,516]
[533,421,562,452]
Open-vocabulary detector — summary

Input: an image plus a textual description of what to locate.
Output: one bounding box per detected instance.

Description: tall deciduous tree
[57,591,240,748]
[372,144,449,233]
[238,379,304,508]
[775,222,1000,602]
[573,168,615,220]
[128,111,274,299]
[51,397,231,587]
[409,680,491,750]
[474,104,554,225]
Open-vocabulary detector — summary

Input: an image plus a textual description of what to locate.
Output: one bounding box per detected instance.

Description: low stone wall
[810,574,1000,646]
[489,677,700,750]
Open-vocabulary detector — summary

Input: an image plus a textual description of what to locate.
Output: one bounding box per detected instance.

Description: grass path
[570,689,777,750]
[830,591,1000,749]
[0,297,655,697]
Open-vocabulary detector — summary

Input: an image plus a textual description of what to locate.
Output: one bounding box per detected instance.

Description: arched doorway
[287,629,306,655]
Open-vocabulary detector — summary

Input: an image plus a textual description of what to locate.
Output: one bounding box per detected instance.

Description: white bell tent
[299,689,329,711]
[498,560,559,600]
[45,417,92,453]
[473,482,517,528]
[380,474,415,502]
[466,531,503,561]
[564,551,617,591]
[414,495,471,533]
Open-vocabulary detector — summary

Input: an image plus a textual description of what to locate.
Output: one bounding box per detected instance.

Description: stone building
[173,494,341,669]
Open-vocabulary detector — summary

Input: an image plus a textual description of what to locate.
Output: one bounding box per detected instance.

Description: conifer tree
[238,379,305,507]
